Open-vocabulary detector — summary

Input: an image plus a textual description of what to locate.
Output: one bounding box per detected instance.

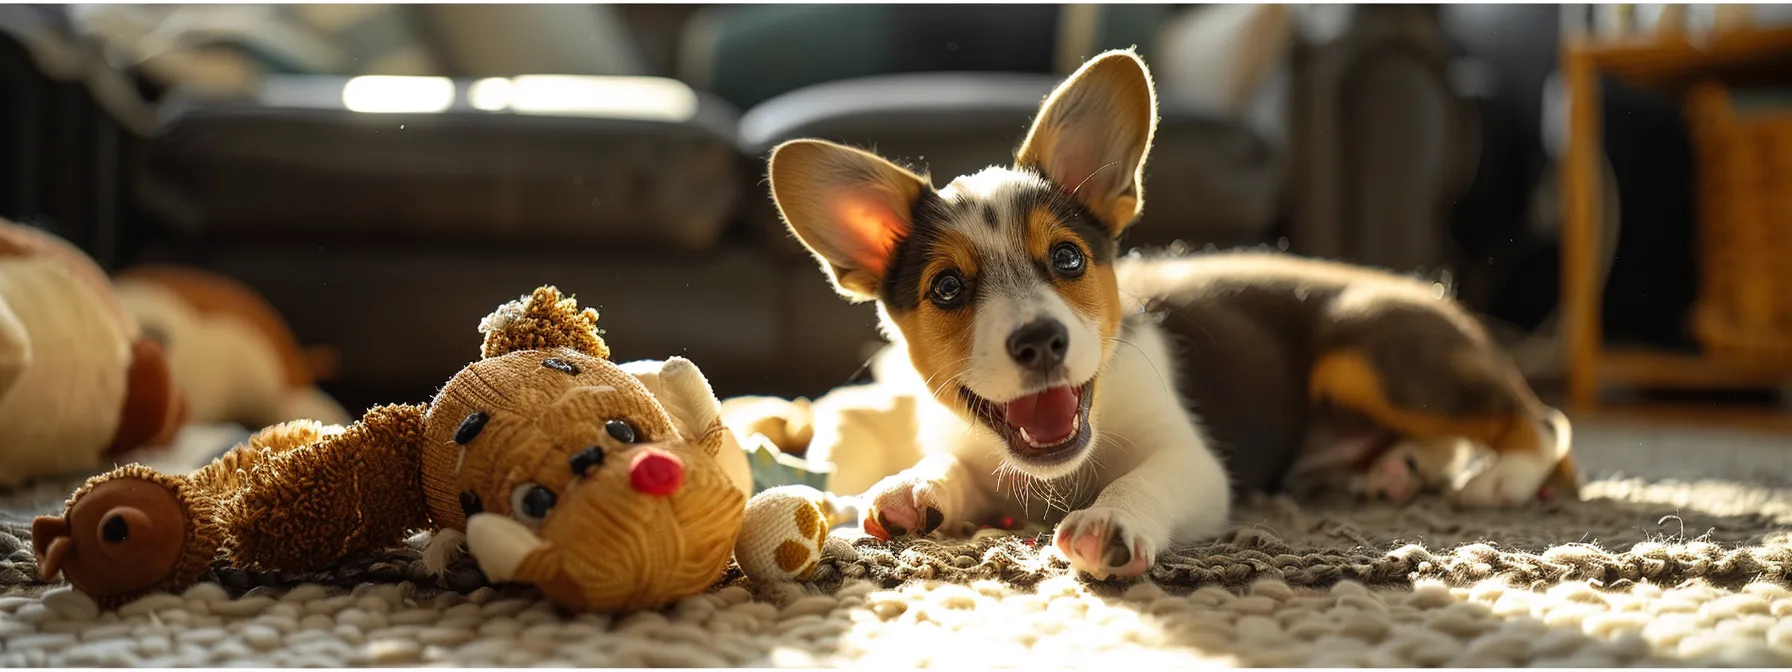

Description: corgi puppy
[767,50,1578,580]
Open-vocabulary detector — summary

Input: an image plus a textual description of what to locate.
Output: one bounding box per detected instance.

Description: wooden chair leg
[1561,47,1605,413]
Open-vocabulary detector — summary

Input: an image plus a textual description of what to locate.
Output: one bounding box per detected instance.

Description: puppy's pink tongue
[1004,386,1078,444]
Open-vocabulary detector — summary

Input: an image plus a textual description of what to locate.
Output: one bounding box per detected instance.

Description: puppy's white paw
[860,471,958,540]
[1452,450,1552,508]
[1053,507,1163,581]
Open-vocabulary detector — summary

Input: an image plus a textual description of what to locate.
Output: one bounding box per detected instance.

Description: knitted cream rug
[2,470,1791,668]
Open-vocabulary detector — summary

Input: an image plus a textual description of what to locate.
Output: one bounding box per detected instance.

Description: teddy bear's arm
[221,403,433,573]
[184,420,340,495]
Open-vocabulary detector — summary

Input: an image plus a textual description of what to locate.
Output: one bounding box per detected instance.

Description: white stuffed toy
[619,358,840,583]
[0,221,185,487]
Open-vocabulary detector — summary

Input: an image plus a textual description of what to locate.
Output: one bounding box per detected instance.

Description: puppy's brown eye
[929,271,966,308]
[1051,242,1085,278]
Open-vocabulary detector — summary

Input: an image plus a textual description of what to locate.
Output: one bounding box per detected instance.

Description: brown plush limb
[221,404,432,573]
[34,420,349,605]
[187,420,338,495]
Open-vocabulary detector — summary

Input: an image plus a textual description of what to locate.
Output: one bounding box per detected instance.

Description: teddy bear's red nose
[629,448,685,496]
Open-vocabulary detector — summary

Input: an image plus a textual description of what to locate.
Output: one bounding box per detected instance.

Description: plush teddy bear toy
[0,220,185,488]
[33,286,832,611]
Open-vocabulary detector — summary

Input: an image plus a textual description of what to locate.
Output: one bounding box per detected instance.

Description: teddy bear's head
[418,288,747,611]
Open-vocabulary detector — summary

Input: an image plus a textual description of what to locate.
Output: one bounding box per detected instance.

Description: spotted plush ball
[735,485,831,582]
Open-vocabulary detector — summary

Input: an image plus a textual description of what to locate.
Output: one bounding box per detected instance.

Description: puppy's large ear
[1016,49,1159,235]
[769,140,930,302]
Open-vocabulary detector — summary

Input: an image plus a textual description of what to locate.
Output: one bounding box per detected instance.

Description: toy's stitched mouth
[958,380,1096,467]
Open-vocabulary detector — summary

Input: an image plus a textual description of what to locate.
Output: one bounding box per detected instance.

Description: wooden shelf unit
[1560,27,1792,411]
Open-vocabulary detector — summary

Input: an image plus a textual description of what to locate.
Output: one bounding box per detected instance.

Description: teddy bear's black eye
[570,446,605,477]
[454,411,489,445]
[511,484,557,524]
[605,419,638,444]
[101,515,129,543]
[459,491,483,518]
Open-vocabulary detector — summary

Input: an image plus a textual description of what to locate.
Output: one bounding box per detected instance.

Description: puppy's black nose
[1007,319,1069,372]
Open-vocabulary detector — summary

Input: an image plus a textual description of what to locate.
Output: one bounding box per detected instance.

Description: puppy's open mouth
[960,380,1096,466]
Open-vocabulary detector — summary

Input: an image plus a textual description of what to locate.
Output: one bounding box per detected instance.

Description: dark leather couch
[123,72,1278,415]
[1,6,1471,418]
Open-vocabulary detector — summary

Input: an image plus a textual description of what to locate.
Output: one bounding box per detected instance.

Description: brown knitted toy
[31,286,781,611]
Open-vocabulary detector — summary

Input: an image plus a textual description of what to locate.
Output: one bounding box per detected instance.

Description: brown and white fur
[768,50,1578,580]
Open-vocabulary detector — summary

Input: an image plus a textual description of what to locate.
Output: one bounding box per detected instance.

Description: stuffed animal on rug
[32,286,832,611]
[0,220,185,488]
[112,265,350,428]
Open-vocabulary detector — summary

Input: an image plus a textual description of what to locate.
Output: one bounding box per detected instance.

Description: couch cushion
[737,72,1280,258]
[680,4,1176,111]
[138,75,745,252]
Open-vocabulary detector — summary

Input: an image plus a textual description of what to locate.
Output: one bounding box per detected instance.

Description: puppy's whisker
[920,357,976,395]
[1103,335,1176,415]
[1105,431,1142,457]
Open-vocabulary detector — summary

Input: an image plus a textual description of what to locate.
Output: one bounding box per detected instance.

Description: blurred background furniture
[1285,5,1479,275]
[1557,25,1792,410]
[0,5,154,270]
[3,3,1684,419]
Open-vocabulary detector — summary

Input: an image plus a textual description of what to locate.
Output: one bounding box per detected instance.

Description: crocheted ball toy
[33,286,834,611]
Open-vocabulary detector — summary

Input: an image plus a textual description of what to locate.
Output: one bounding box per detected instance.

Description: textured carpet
[2,422,1792,666]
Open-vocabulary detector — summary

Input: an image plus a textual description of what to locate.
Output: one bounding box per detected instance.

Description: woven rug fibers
[2,472,1792,667]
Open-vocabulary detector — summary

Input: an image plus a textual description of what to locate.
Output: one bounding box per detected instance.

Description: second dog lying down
[765,49,1577,580]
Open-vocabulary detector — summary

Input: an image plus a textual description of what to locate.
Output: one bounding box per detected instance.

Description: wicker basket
[1686,81,1792,363]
